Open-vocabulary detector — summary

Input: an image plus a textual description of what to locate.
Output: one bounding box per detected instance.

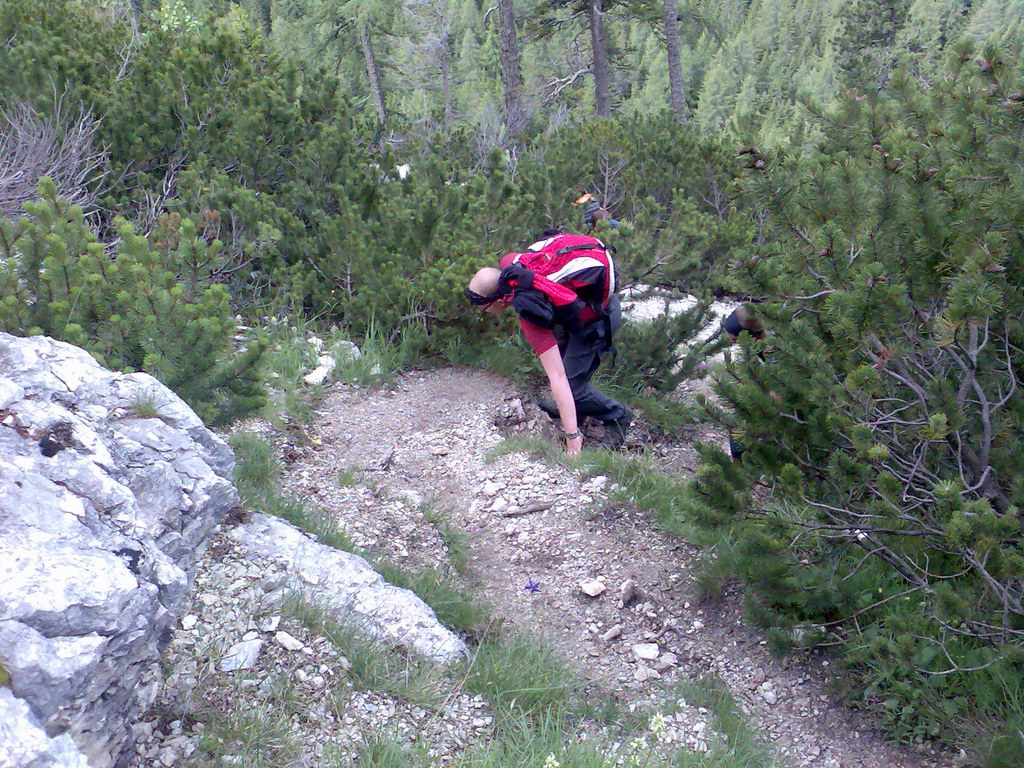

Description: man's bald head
[468,267,500,296]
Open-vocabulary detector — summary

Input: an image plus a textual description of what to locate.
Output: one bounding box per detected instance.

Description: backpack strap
[553,241,616,258]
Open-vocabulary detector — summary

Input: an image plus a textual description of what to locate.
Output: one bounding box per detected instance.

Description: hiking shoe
[536,397,560,418]
[601,407,632,448]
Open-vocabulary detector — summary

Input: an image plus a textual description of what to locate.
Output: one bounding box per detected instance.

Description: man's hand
[564,434,583,456]
[498,263,535,295]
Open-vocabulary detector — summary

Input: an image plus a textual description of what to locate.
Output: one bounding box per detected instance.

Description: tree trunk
[441,36,453,128]
[256,0,273,38]
[359,24,388,123]
[663,0,687,121]
[588,0,611,118]
[497,0,527,135]
[440,27,454,127]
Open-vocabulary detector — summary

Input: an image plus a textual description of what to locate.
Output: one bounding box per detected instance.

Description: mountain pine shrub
[686,45,1024,755]
[0,178,266,424]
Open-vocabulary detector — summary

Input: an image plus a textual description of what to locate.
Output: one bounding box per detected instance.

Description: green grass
[342,731,433,768]
[331,318,419,388]
[422,504,472,574]
[230,431,358,552]
[373,559,497,642]
[258,318,324,425]
[338,466,361,487]
[576,449,696,538]
[226,357,770,768]
[125,388,167,419]
[257,315,424,426]
[454,710,671,768]
[438,331,538,388]
[486,435,566,465]
[193,704,302,767]
[231,431,278,496]
[189,672,305,768]
[671,676,777,768]
[256,488,359,552]
[279,595,448,709]
[462,633,585,720]
[231,432,495,643]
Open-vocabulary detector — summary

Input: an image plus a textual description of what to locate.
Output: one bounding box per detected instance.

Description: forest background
[3,0,1024,764]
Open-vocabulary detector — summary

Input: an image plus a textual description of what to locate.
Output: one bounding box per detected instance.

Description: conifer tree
[0,179,266,424]
[830,0,910,90]
[687,47,1024,750]
[530,0,627,116]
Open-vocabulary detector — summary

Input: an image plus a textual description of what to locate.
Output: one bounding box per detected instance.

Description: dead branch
[543,67,590,104]
[0,99,108,221]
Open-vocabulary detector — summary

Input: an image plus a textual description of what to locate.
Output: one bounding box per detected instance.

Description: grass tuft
[331,318,418,388]
[230,432,357,552]
[422,504,472,574]
[348,731,432,768]
[279,595,448,709]
[487,435,565,465]
[125,389,168,420]
[577,449,696,538]
[672,675,776,768]
[373,559,497,643]
[463,633,583,720]
[189,672,304,768]
[338,466,361,487]
[231,431,278,496]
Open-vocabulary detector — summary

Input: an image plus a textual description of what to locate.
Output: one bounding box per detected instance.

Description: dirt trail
[279,368,951,768]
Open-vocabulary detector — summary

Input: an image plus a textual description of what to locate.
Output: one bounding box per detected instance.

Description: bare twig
[0,99,108,221]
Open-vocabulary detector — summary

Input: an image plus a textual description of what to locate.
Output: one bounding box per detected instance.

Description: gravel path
[269,368,952,768]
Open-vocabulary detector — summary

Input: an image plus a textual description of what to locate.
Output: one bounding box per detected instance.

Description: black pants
[555,296,626,422]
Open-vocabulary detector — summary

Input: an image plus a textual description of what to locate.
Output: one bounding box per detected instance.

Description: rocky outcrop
[226,514,467,663]
[0,333,237,767]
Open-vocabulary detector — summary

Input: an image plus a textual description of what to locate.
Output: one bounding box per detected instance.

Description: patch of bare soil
[278,367,954,768]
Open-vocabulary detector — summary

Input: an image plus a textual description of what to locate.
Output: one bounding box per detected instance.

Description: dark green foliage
[0,179,265,423]
[612,294,724,393]
[0,0,127,112]
[830,0,910,89]
[686,48,1024,752]
[11,4,1024,760]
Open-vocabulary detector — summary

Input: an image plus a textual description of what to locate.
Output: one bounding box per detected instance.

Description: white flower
[629,735,648,752]
[649,712,667,739]
[543,754,561,768]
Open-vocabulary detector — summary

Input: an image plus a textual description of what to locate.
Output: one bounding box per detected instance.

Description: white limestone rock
[0,333,238,767]
[0,688,90,768]
[219,640,264,672]
[631,643,660,660]
[226,514,468,663]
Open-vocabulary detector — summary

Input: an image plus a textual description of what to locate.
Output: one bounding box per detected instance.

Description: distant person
[721,305,766,343]
[465,231,631,455]
[721,305,767,460]
[573,192,619,234]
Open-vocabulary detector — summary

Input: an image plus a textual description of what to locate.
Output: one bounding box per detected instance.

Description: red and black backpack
[498,234,616,334]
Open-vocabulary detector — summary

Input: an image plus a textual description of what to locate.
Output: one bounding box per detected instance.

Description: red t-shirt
[517,303,602,355]
[520,318,557,354]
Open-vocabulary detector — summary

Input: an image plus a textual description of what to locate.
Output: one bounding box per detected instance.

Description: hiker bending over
[465,232,631,456]
[721,305,768,459]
